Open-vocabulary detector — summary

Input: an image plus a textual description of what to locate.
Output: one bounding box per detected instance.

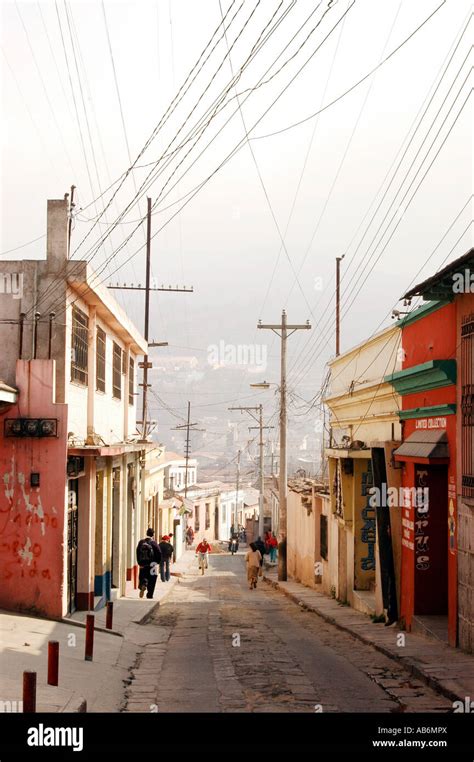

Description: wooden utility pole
[234,449,241,534]
[107,197,193,439]
[229,404,273,539]
[171,401,204,497]
[336,255,344,357]
[258,310,311,580]
[67,185,76,258]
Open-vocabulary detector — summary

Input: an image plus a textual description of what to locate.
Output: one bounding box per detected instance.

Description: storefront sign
[415,417,447,430]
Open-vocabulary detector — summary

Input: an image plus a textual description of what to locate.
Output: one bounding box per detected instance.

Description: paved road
[124,551,452,713]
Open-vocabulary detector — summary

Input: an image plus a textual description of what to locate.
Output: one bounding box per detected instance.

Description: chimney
[46,199,69,272]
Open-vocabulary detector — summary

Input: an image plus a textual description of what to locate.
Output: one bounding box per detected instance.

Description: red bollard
[106,601,113,630]
[47,640,59,686]
[85,614,94,661]
[23,671,36,713]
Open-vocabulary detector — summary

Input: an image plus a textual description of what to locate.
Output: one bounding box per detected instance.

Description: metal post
[33,312,40,360]
[19,312,26,360]
[48,312,56,360]
[23,671,36,713]
[106,601,113,630]
[85,614,94,661]
[47,641,59,686]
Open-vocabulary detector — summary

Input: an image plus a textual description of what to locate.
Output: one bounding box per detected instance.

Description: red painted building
[386,300,458,646]
[388,247,474,652]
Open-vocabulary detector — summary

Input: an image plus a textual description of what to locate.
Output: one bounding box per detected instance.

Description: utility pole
[171,401,204,497]
[234,449,241,535]
[258,310,311,581]
[336,255,344,357]
[107,197,193,439]
[67,185,76,258]
[229,404,273,539]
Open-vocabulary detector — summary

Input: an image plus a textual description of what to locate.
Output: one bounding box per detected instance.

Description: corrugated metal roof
[393,429,449,459]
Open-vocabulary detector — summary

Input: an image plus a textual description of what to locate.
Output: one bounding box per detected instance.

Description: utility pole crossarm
[171,402,204,497]
[108,285,193,293]
[109,197,194,440]
[257,310,312,581]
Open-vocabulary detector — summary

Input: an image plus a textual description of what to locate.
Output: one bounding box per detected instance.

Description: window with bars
[320,514,328,560]
[461,315,474,498]
[205,502,210,529]
[194,506,200,532]
[96,327,106,392]
[71,307,88,385]
[112,343,122,400]
[129,356,135,405]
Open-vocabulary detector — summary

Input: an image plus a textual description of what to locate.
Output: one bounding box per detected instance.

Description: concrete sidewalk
[0,550,198,713]
[263,567,474,705]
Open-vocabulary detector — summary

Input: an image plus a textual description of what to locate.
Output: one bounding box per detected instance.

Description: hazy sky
[1,0,472,451]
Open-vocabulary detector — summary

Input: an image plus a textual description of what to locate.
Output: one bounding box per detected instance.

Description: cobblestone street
[124,552,453,713]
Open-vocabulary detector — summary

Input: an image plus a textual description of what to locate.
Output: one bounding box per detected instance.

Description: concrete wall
[287,488,317,587]
[0,360,68,618]
[65,289,138,444]
[189,493,219,544]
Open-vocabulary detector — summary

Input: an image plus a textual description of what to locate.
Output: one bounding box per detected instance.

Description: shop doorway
[414,464,448,616]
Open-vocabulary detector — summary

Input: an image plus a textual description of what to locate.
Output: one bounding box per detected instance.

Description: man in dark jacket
[136,528,161,599]
[158,535,174,582]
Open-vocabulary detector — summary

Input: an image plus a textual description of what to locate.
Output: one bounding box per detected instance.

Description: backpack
[160,541,173,560]
[138,539,154,566]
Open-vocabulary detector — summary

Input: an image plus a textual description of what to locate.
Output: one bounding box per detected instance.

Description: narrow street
[124,551,451,714]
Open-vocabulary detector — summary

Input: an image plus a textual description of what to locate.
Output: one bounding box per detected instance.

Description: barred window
[194,506,200,532]
[129,357,135,405]
[96,327,106,393]
[71,306,88,385]
[205,502,210,529]
[112,343,122,400]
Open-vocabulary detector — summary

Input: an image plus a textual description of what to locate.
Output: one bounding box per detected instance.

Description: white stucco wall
[65,290,139,444]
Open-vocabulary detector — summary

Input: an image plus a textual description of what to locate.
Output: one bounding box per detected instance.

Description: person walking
[268,532,278,564]
[158,535,174,582]
[136,528,161,599]
[186,525,194,548]
[254,536,266,567]
[245,542,262,590]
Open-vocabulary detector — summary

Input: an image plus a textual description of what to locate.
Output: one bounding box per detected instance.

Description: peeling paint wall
[0,360,68,618]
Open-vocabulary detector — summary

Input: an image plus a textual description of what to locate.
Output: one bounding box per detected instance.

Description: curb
[59,695,88,713]
[60,618,123,638]
[263,575,463,704]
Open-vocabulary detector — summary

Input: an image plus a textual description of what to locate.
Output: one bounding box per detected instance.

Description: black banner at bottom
[0,712,473,758]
